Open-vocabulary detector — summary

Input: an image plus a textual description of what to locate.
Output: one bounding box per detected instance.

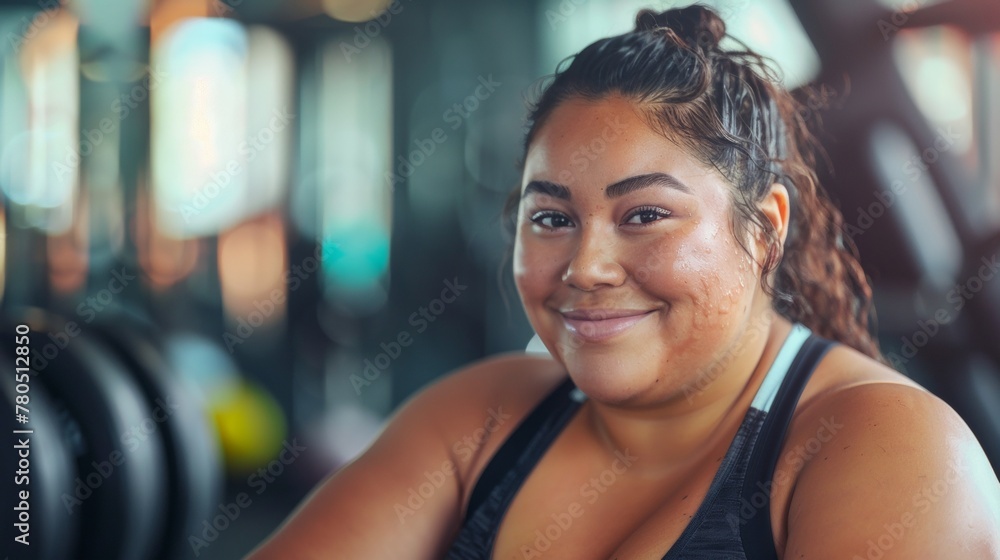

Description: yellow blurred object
[210,380,287,474]
[321,0,395,22]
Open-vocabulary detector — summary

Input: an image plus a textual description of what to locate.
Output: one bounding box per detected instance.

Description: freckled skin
[514,95,768,406]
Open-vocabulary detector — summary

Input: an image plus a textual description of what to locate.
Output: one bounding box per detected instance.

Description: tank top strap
[448,375,582,559]
[739,329,836,558]
[749,323,813,412]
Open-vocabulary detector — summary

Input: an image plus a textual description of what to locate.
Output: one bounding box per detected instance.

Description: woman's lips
[560,310,656,342]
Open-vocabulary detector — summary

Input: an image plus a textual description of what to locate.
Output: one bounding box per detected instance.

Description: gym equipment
[0,305,240,559]
[87,307,223,560]
[1,307,170,560]
[0,348,77,560]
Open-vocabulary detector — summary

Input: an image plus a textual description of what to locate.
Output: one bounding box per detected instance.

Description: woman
[248,5,1000,559]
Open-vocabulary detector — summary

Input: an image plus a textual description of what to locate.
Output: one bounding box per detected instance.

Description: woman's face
[514,95,773,405]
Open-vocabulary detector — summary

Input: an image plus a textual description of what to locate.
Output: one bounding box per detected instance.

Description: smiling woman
[245,5,1000,560]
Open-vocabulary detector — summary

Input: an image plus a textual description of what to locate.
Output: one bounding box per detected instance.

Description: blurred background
[0,0,998,558]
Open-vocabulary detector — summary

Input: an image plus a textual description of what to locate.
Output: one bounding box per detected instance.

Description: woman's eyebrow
[522,173,691,201]
[522,180,570,200]
[605,172,691,198]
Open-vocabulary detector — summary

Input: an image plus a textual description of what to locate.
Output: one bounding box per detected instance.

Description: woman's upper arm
[245,364,493,560]
[782,382,1000,559]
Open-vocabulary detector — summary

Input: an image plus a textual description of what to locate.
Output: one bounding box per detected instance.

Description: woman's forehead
[523,97,727,197]
[528,96,645,156]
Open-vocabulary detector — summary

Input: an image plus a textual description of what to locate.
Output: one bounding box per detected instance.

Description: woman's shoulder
[774,342,1000,557]
[404,351,570,489]
[789,342,976,458]
[784,342,927,429]
[421,351,568,407]
[790,342,986,481]
[411,351,569,431]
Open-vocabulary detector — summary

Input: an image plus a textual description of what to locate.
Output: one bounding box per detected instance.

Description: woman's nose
[560,231,627,291]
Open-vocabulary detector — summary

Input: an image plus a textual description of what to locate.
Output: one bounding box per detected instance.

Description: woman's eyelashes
[529,211,574,229]
[623,206,671,226]
[528,206,672,230]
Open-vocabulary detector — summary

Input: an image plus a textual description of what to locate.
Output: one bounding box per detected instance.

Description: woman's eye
[530,211,574,229]
[624,207,671,225]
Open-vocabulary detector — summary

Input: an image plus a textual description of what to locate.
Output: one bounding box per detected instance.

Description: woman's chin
[571,378,657,407]
[563,356,665,406]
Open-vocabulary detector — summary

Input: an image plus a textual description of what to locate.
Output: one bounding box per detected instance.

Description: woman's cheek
[514,237,559,301]
[709,243,758,324]
[677,239,751,334]
[512,229,536,282]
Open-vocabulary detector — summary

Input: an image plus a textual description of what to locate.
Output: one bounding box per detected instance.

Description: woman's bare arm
[245,372,473,559]
[782,382,1000,559]
[244,353,565,559]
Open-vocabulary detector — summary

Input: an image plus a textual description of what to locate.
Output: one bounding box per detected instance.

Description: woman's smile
[558,307,659,342]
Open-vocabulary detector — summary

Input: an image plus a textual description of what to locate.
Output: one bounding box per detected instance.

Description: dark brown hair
[505,4,881,359]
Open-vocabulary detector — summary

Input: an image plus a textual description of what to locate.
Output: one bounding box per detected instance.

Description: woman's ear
[758,182,790,246]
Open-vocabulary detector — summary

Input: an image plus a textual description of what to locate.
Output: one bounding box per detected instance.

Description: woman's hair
[504,4,882,359]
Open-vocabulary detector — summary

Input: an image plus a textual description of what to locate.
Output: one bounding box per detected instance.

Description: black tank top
[445,324,834,559]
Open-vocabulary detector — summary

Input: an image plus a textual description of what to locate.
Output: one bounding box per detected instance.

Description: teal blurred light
[321,226,388,289]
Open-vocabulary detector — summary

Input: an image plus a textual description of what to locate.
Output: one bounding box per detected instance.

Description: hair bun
[634,5,726,51]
